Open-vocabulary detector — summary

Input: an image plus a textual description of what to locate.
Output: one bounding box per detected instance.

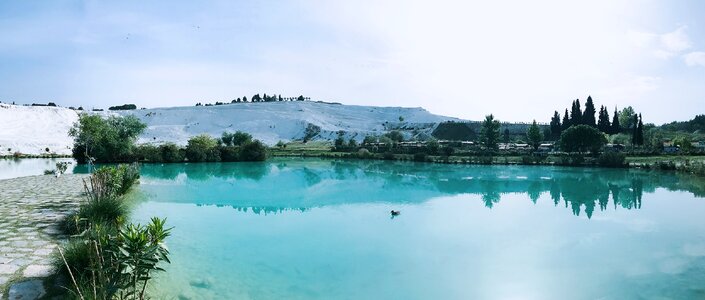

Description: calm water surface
[0,157,75,180]
[129,158,705,299]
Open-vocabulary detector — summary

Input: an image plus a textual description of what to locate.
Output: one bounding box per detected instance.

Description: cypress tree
[561,109,571,131]
[636,114,644,145]
[583,96,597,127]
[631,114,639,145]
[570,99,582,127]
[597,105,611,133]
[611,107,621,134]
[549,111,561,140]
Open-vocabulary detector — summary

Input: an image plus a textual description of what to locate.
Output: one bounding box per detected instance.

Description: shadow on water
[122,158,705,218]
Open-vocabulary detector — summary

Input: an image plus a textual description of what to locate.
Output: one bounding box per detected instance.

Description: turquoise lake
[128,158,705,299]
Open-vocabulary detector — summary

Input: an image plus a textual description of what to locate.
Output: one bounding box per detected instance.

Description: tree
[239,140,267,161]
[550,111,562,140]
[611,107,621,134]
[561,109,571,131]
[347,138,358,149]
[636,114,644,146]
[69,114,147,163]
[479,114,501,152]
[570,99,582,127]
[502,128,510,143]
[242,96,248,102]
[426,139,439,155]
[597,105,611,133]
[631,114,639,145]
[526,120,543,150]
[186,134,220,162]
[362,135,377,144]
[231,131,253,146]
[619,106,636,132]
[583,96,596,127]
[384,130,404,143]
[559,125,607,154]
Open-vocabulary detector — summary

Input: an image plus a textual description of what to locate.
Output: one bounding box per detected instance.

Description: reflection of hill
[134,159,705,218]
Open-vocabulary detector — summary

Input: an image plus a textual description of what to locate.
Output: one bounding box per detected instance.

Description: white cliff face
[0,101,459,155]
[0,104,79,156]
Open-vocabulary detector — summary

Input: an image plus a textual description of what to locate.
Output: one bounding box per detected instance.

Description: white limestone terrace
[0,174,87,299]
[0,101,460,156]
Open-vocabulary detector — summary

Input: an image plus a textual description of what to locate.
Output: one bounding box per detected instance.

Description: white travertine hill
[1,101,459,155]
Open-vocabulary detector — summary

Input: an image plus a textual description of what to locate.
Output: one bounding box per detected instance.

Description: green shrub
[159,143,184,163]
[220,146,240,162]
[239,140,267,161]
[598,152,627,168]
[135,144,162,162]
[186,134,219,162]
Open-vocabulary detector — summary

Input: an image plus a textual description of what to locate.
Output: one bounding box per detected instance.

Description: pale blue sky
[1,0,704,124]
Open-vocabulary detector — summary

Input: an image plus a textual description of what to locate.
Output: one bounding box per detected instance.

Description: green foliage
[598,152,627,168]
[559,125,607,154]
[570,99,582,127]
[431,122,476,141]
[231,131,253,146]
[134,145,161,162]
[583,96,596,127]
[479,114,501,152]
[108,104,137,110]
[441,145,455,157]
[303,124,321,142]
[526,120,543,150]
[239,140,268,161]
[549,111,562,140]
[186,134,219,162]
[69,114,147,163]
[159,143,184,163]
[57,164,170,300]
[611,107,621,134]
[426,139,439,155]
[362,135,378,144]
[618,106,636,132]
[384,130,404,143]
[662,114,705,132]
[597,105,611,133]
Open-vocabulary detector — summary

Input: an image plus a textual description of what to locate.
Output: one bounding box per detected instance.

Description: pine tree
[583,96,596,127]
[611,107,620,134]
[561,109,571,131]
[570,99,582,127]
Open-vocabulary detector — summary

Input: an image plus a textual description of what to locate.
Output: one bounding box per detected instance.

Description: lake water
[129,158,705,299]
[0,157,75,180]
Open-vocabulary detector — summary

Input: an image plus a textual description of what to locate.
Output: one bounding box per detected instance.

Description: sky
[0,0,704,124]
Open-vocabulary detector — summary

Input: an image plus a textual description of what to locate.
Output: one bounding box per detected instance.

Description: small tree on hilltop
[527,120,543,150]
[559,125,607,154]
[479,114,501,152]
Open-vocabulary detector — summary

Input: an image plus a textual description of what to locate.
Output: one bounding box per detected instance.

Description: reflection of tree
[136,160,705,219]
[480,180,501,208]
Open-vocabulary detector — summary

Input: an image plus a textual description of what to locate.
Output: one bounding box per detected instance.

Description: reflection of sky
[132,184,705,299]
[133,159,705,219]
[0,157,74,180]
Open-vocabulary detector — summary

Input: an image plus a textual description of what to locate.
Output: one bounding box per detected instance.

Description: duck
[390,210,401,216]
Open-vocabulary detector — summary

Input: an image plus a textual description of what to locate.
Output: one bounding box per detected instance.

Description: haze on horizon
[1,0,704,125]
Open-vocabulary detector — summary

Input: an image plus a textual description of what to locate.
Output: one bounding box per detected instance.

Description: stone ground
[0,174,86,299]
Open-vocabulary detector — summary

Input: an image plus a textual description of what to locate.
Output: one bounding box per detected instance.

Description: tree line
[196,94,310,106]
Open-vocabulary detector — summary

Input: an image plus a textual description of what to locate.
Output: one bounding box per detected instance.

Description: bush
[135,144,162,162]
[559,125,607,154]
[239,140,267,161]
[220,146,240,162]
[598,152,627,168]
[160,143,185,163]
[186,134,219,162]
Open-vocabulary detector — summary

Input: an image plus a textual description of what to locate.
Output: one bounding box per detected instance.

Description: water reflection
[133,158,705,218]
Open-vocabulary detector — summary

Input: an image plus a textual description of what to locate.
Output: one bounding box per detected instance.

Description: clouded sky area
[1,0,704,124]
